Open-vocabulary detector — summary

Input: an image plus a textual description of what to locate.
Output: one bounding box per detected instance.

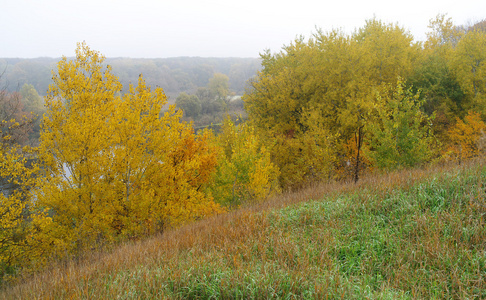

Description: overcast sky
[1,0,485,58]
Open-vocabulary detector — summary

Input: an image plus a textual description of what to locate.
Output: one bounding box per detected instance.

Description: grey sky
[1,0,485,58]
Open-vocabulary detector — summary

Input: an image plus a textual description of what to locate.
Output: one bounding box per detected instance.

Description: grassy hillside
[3,160,485,299]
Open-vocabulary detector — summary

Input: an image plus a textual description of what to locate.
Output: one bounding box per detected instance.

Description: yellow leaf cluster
[447,111,486,161]
[0,140,50,275]
[209,116,280,207]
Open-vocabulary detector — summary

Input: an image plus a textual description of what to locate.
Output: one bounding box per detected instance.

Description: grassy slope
[3,161,486,299]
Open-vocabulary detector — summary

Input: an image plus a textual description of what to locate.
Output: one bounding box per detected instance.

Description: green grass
[3,161,486,299]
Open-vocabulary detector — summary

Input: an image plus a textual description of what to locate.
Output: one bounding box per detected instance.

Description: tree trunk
[354,126,364,183]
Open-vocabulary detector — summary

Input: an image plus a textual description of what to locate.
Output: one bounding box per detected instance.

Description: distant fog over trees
[0,56,262,100]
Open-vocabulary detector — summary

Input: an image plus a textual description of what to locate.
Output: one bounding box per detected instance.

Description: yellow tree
[244,20,420,184]
[451,29,486,116]
[109,79,222,232]
[37,42,122,252]
[0,143,31,275]
[208,73,230,102]
[209,116,280,206]
[366,79,436,170]
[447,111,486,162]
[244,35,345,187]
[425,14,465,50]
[340,19,422,180]
[407,15,467,142]
[0,122,52,277]
[37,43,222,254]
[354,18,419,85]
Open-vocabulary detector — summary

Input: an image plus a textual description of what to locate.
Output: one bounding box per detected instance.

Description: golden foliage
[451,29,486,116]
[36,42,222,254]
[244,20,420,184]
[209,116,280,206]
[446,111,486,161]
[0,127,51,277]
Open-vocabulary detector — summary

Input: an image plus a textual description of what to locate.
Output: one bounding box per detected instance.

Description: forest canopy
[243,15,486,186]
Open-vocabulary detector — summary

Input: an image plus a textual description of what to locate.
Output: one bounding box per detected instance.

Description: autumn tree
[407,15,486,148]
[468,19,486,33]
[176,92,201,118]
[347,19,421,179]
[198,74,228,115]
[36,43,124,252]
[0,89,35,147]
[446,111,486,163]
[243,36,341,187]
[36,43,222,254]
[0,84,50,276]
[405,15,470,145]
[108,79,221,233]
[451,28,486,116]
[20,84,44,117]
[208,73,230,103]
[0,141,52,278]
[20,84,45,143]
[0,138,30,276]
[208,116,280,207]
[426,14,465,49]
[366,80,436,170]
[354,18,419,85]
[244,20,420,185]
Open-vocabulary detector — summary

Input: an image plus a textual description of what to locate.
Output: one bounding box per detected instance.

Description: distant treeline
[0,56,261,100]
